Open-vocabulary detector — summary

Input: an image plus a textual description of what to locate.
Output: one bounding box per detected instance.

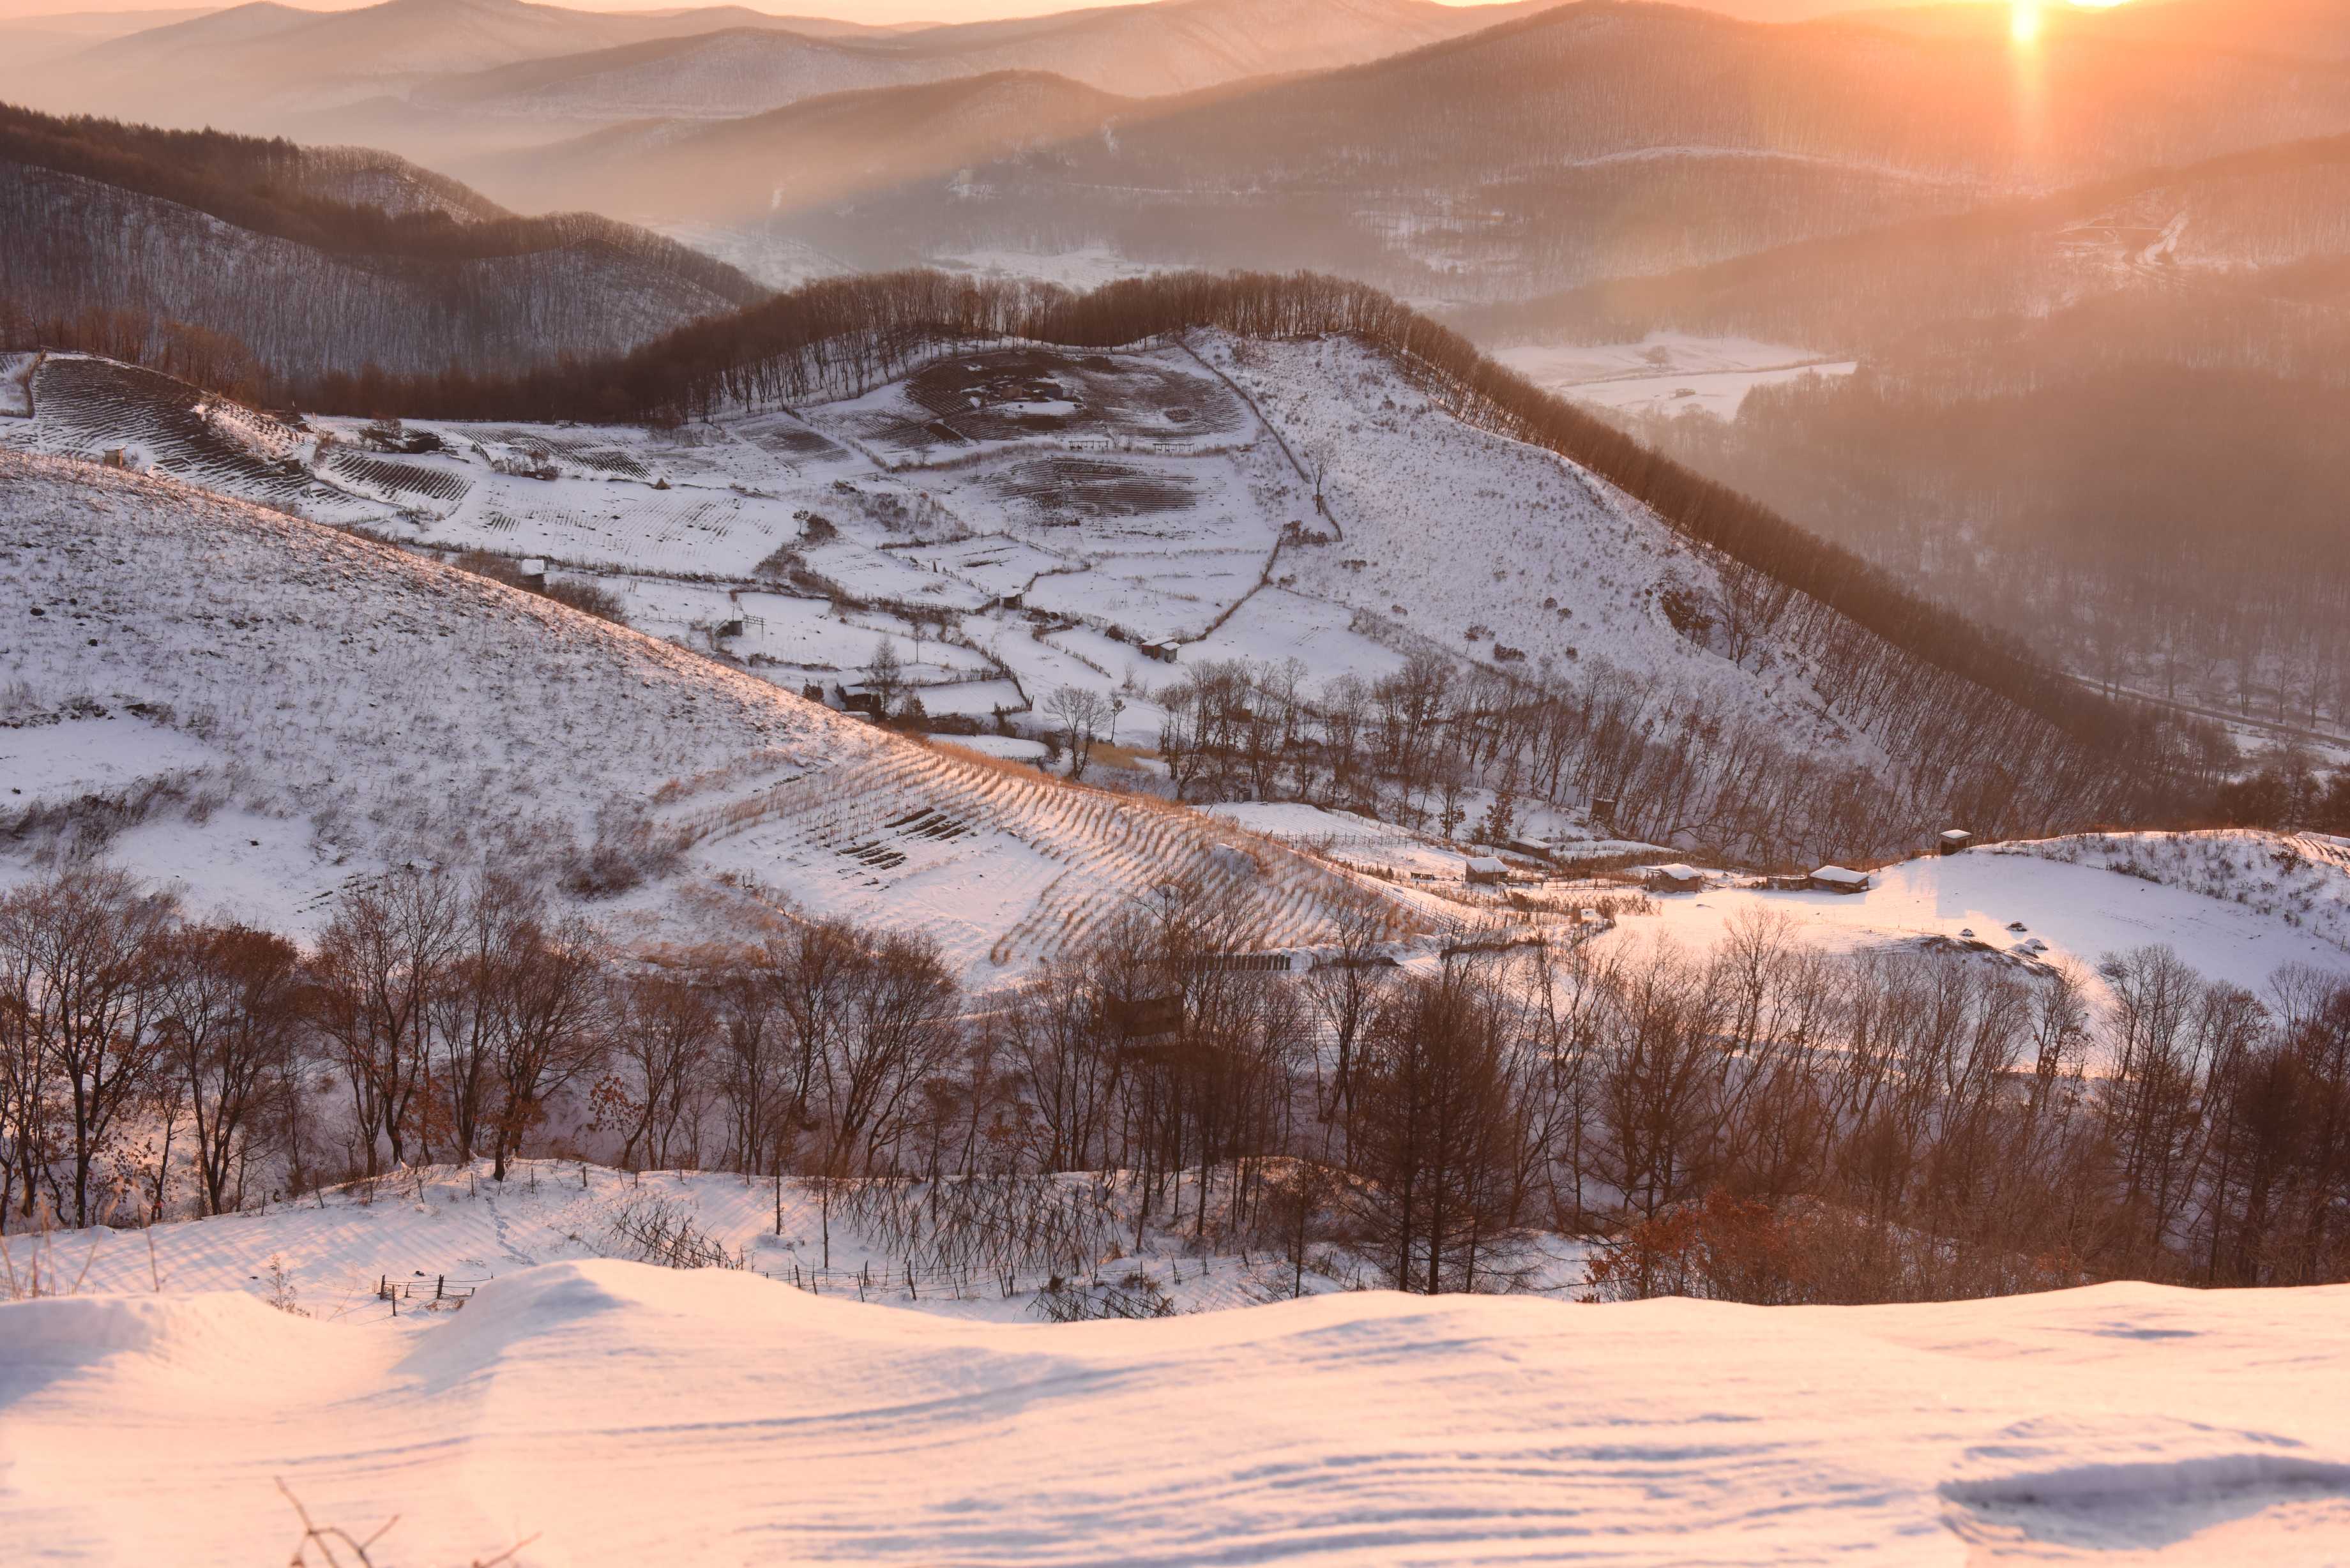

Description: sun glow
[2011,1,2043,45]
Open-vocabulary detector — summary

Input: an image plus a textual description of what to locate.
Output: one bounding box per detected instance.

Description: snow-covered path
[6,1262,2348,1565]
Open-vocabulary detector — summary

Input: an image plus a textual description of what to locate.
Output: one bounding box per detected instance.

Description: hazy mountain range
[457,0,2350,298]
[0,0,1551,158]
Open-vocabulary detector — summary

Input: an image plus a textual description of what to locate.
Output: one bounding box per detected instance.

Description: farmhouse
[1643,863,1706,893]
[1464,856,1508,885]
[1808,865,1872,894]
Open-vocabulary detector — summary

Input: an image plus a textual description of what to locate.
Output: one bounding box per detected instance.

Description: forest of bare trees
[1628,344,2350,755]
[0,104,768,385]
[1462,137,2350,758]
[4,857,2345,1303]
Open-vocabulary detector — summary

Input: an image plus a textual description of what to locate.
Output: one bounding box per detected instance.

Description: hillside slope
[0,450,1399,974]
[1453,130,2350,750]
[7,1260,2350,1564]
[0,306,2156,864]
[1466,132,2350,358]
[0,105,766,387]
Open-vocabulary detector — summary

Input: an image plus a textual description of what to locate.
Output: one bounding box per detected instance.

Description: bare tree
[1046,685,1110,780]
[820,931,962,1175]
[485,912,607,1181]
[163,921,301,1217]
[1347,960,1533,1293]
[311,869,462,1175]
[608,972,714,1171]
[865,637,906,720]
[0,869,178,1226]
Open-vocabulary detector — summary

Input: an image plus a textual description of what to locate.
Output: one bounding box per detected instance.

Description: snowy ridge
[1,341,2137,866]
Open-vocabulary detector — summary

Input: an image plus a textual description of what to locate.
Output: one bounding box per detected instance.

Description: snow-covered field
[0,453,1402,977]
[1206,801,1510,884]
[0,340,1876,770]
[8,351,2346,1000]
[1496,333,1858,421]
[13,1161,1352,1325]
[1597,839,2350,1004]
[6,1252,2348,1565]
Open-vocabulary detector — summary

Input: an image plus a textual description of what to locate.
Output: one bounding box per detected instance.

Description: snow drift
[4,1259,2349,1564]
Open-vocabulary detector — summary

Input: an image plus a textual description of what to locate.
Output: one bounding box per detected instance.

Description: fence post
[436,1275,444,1301]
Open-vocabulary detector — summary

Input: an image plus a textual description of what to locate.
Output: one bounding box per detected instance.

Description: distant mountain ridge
[1,0,1553,162]
[469,0,2350,302]
[414,0,1548,123]
[0,0,897,132]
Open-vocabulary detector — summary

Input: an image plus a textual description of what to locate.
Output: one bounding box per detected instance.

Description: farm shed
[1939,829,1975,856]
[1643,863,1706,893]
[1465,856,1509,885]
[1808,865,1872,894]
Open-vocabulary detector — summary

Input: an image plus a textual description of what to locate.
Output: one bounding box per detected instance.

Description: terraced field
[847,347,1251,456]
[15,356,353,513]
[7,452,1411,982]
[986,455,1198,518]
[324,449,473,507]
[682,740,1413,974]
[460,427,649,478]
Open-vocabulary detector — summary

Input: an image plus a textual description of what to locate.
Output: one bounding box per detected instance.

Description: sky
[0,0,2130,31]
[0,0,1977,26]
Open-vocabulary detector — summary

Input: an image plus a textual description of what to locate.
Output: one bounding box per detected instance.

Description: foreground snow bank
[5,1260,2347,1564]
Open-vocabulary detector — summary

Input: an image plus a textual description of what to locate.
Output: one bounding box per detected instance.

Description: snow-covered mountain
[0,318,2146,877]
